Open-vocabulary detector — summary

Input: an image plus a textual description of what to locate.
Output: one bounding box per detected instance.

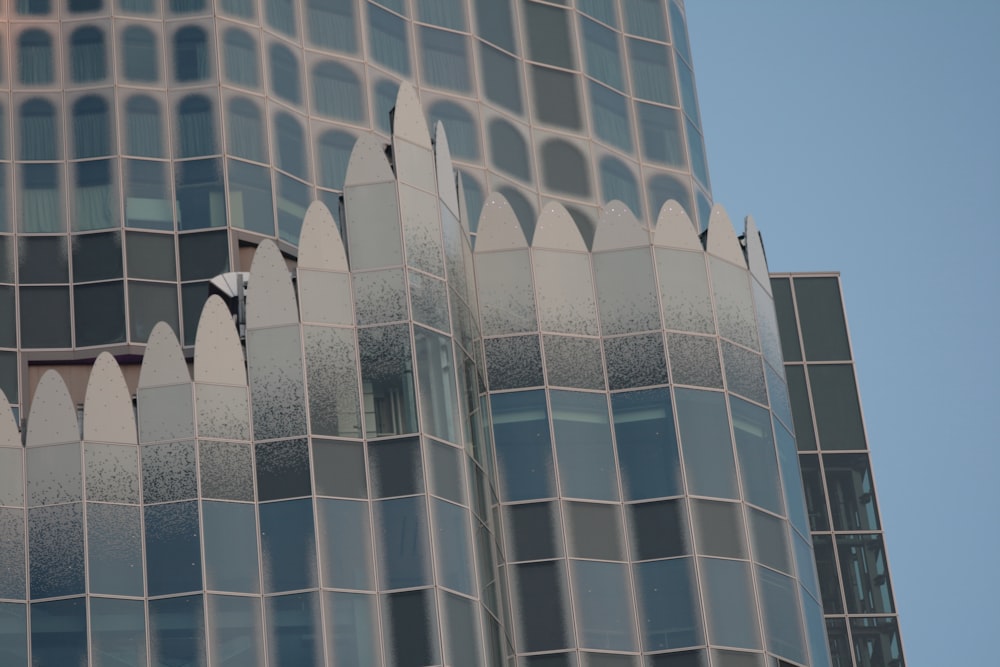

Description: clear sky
[685,2,1000,664]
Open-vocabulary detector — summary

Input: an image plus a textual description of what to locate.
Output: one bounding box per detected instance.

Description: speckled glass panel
[605,332,667,390]
[358,325,418,437]
[571,560,637,651]
[137,384,195,443]
[199,440,254,501]
[142,440,197,503]
[202,500,260,593]
[313,439,367,499]
[256,439,312,501]
[757,566,806,663]
[353,269,407,325]
[207,594,264,667]
[298,270,354,325]
[0,449,24,506]
[259,498,318,593]
[533,250,598,335]
[700,557,761,650]
[87,502,143,596]
[149,595,206,667]
[374,496,432,590]
[29,503,85,599]
[345,182,403,270]
[409,270,451,332]
[91,597,147,667]
[485,335,543,390]
[710,257,759,351]
[550,390,618,501]
[432,498,474,595]
[248,325,307,440]
[196,384,250,440]
[325,591,381,666]
[84,443,139,504]
[594,249,659,335]
[318,498,374,591]
[144,501,202,596]
[656,249,714,334]
[26,444,81,506]
[634,557,702,650]
[543,335,605,389]
[722,342,767,405]
[674,389,737,500]
[731,397,783,515]
[476,250,537,336]
[667,333,722,389]
[303,326,362,438]
[0,508,25,599]
[0,602,27,667]
[752,281,783,371]
[400,184,445,276]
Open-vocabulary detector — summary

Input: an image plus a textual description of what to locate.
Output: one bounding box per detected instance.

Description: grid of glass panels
[772,274,906,667]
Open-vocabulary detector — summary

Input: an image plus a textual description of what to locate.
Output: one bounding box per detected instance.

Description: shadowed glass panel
[770,277,802,361]
[208,595,264,667]
[824,453,880,531]
[701,557,761,649]
[359,325,418,437]
[382,590,439,667]
[145,501,201,595]
[784,365,815,450]
[492,390,554,501]
[628,499,689,560]
[87,502,143,595]
[489,120,531,181]
[29,503,84,599]
[31,598,87,667]
[480,43,523,113]
[794,277,851,361]
[142,441,197,503]
[432,498,474,594]
[74,281,127,346]
[551,390,618,501]
[505,501,562,562]
[523,1,573,68]
[675,389,736,499]
[514,560,571,652]
[692,500,746,559]
[20,287,71,348]
[814,535,842,614]
[91,597,147,667]
[0,508,26,599]
[369,437,422,498]
[326,592,381,666]
[749,508,791,574]
[304,326,362,438]
[259,498,317,593]
[667,334,722,389]
[265,593,323,667]
[313,440,367,499]
[149,595,206,667]
[248,326,307,439]
[731,397,783,514]
[532,66,583,130]
[203,500,260,593]
[572,560,637,651]
[199,441,254,501]
[374,496,431,590]
[837,534,895,614]
[634,558,702,650]
[605,333,668,390]
[318,499,374,590]
[611,389,681,501]
[256,439,311,501]
[0,603,26,667]
[757,566,806,663]
[428,440,464,504]
[566,501,623,560]
[808,364,866,450]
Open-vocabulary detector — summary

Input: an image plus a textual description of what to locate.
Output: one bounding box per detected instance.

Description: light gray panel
[344,134,395,189]
[434,121,461,216]
[0,391,21,448]
[667,333,723,389]
[533,250,598,335]
[247,325,307,440]
[593,248,659,335]
[710,256,759,350]
[27,443,82,506]
[344,182,403,270]
[83,353,138,445]
[138,384,195,443]
[592,201,649,251]
[297,200,348,272]
[476,250,536,335]
[656,248,715,334]
[137,322,190,389]
[193,296,247,386]
[391,82,433,149]
[195,383,251,441]
[395,140,437,195]
[0,448,23,506]
[532,202,586,251]
[400,184,446,276]
[298,270,354,325]
[474,192,528,251]
[705,204,746,266]
[246,240,299,329]
[25,371,78,448]
[653,199,702,250]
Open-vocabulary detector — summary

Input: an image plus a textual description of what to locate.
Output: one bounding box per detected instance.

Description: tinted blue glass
[623,0,667,40]
[775,422,810,537]
[550,390,619,501]
[28,503,85,599]
[325,592,380,667]
[730,397,784,514]
[260,499,317,592]
[202,501,260,593]
[149,595,206,667]
[674,389,737,499]
[368,4,411,75]
[382,589,440,667]
[514,561,571,652]
[266,593,323,667]
[144,501,202,596]
[432,499,473,595]
[0,603,27,667]
[700,557,761,650]
[31,598,87,667]
[491,390,555,501]
[87,502,143,596]
[611,389,681,500]
[374,496,432,590]
[0,508,26,599]
[757,566,806,663]
[208,595,264,667]
[91,597,147,667]
[634,558,702,650]
[317,498,374,590]
[572,560,637,651]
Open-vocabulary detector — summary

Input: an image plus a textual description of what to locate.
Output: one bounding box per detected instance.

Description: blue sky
[686,2,1000,665]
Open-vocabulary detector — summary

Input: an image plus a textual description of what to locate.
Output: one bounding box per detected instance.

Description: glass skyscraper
[0,2,903,667]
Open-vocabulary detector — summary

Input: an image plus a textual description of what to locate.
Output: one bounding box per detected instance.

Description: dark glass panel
[73,231,122,282]
[505,501,562,562]
[255,439,311,501]
[126,95,163,157]
[18,31,54,85]
[514,560,571,652]
[748,508,790,574]
[381,590,440,667]
[91,597,147,667]
[769,277,801,362]
[812,535,843,614]
[358,325,418,437]
[824,452,880,531]
[200,441,254,501]
[571,560,637,651]
[174,27,210,82]
[634,558,702,650]
[700,557,761,649]
[313,439,367,499]
[432,498,474,594]
[850,617,903,667]
[825,618,853,667]
[276,173,310,244]
[30,598,87,667]
[207,595,264,667]
[149,595,206,667]
[368,4,411,75]
[176,159,226,229]
[647,650,707,667]
[691,500,746,559]
[492,390,554,501]
[0,353,15,404]
[674,389,737,499]
[265,593,323,667]
[479,43,522,113]
[182,281,210,345]
[590,81,633,151]
[784,365,815,450]
[837,534,895,614]
[18,236,68,283]
[523,1,574,68]
[72,97,111,158]
[489,120,531,180]
[74,281,126,346]
[202,500,260,593]
[368,437,422,498]
[757,566,806,663]
[226,99,265,162]
[532,66,582,129]
[374,496,431,590]
[427,440,464,504]
[259,498,318,593]
[793,277,851,361]
[20,287,71,348]
[605,333,668,390]
[124,159,172,230]
[177,96,217,158]
[611,389,681,501]
[145,501,202,595]
[441,592,479,666]
[129,281,179,343]
[628,500,689,560]
[667,333,722,389]
[317,498,374,590]
[87,502,143,596]
[808,364,866,450]
[270,46,301,104]
[541,140,590,196]
[566,501,623,560]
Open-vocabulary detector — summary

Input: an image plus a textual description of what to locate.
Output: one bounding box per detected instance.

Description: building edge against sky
[0,2,903,667]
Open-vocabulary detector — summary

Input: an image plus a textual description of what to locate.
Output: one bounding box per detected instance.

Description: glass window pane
[207,595,264,667]
[18,163,64,233]
[749,508,791,574]
[700,557,761,650]
[757,566,806,663]
[0,508,25,600]
[628,38,677,105]
[808,364,866,450]
[479,43,522,113]
[793,277,851,361]
[571,560,637,651]
[265,593,323,667]
[29,503,85,599]
[628,499,689,560]
[523,2,574,68]
[692,500,746,559]
[318,498,374,590]
[202,500,260,593]
[358,325,418,437]
[87,502,143,596]
[255,439,311,501]
[605,333,667,390]
[313,439,367,499]
[381,590,439,667]
[491,390,555,501]
[566,501,623,560]
[420,27,470,92]
[824,453,880,531]
[550,390,618,501]
[142,441,197,503]
[259,498,317,593]
[504,501,562,562]
[149,595,206,667]
[485,335,543,390]
[175,159,226,229]
[770,277,802,361]
[531,66,582,130]
[638,103,685,168]
[74,281,126,347]
[731,397,783,514]
[675,389,737,499]
[369,437,423,498]
[19,286,71,348]
[368,4,411,75]
[91,597,147,667]
[427,439,464,504]
[308,0,357,52]
[31,598,87,667]
[513,561,571,652]
[313,63,365,121]
[374,496,431,590]
[431,498,474,594]
[837,534,895,614]
[581,18,623,90]
[325,592,381,667]
[611,389,681,501]
[784,365,815,450]
[144,501,201,596]
[634,558,702,650]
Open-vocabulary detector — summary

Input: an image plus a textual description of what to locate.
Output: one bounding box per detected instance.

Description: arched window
[307,0,356,52]
[374,79,399,133]
[541,140,590,197]
[226,98,265,163]
[317,130,355,191]
[73,96,111,158]
[269,44,301,104]
[73,158,115,230]
[174,27,210,82]
[223,29,259,87]
[70,27,106,83]
[275,113,306,179]
[488,120,530,181]
[122,26,158,82]
[19,30,54,85]
[428,102,478,160]
[266,0,297,36]
[20,99,57,160]
[126,96,163,158]
[647,172,692,220]
[177,95,215,157]
[312,62,363,121]
[599,157,641,217]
